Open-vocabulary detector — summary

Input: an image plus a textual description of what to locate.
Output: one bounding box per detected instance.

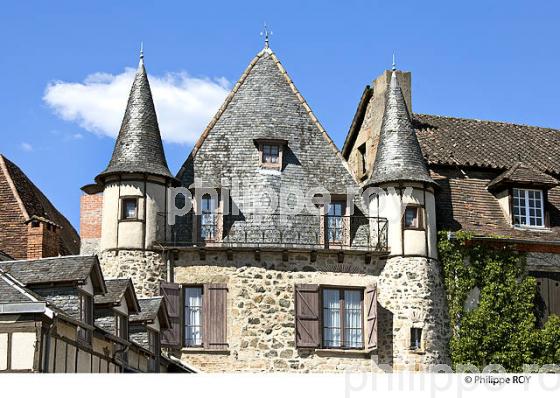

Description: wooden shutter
[295,284,320,348]
[203,283,228,350]
[160,282,181,348]
[365,284,378,350]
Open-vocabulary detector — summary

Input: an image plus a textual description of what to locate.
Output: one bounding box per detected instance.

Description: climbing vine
[438,231,560,371]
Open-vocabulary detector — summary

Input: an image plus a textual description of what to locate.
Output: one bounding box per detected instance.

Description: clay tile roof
[0,155,80,255]
[487,162,559,191]
[0,255,106,294]
[96,56,173,183]
[94,278,140,312]
[366,71,435,186]
[414,114,560,175]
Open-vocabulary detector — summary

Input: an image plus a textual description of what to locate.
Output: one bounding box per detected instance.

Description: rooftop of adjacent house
[0,154,80,255]
[130,297,170,329]
[94,278,140,312]
[0,255,106,293]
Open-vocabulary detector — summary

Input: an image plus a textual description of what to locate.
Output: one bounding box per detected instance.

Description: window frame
[403,204,424,231]
[256,139,285,170]
[183,285,204,348]
[77,292,93,344]
[320,286,365,350]
[120,196,140,221]
[511,188,546,228]
[114,312,129,340]
[357,143,367,179]
[199,194,218,242]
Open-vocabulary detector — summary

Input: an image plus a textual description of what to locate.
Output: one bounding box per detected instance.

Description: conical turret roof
[96,54,173,183]
[366,71,435,186]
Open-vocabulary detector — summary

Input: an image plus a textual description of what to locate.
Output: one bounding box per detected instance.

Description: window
[513,188,545,228]
[358,143,367,177]
[115,313,128,340]
[404,205,423,229]
[262,144,280,164]
[322,288,363,349]
[184,287,203,347]
[77,293,93,343]
[410,327,422,350]
[531,271,560,326]
[200,194,217,241]
[148,330,160,354]
[31,220,40,228]
[121,198,138,220]
[326,202,345,243]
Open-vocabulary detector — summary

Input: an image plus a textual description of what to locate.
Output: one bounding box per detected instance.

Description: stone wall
[172,249,449,372]
[99,249,166,298]
[376,257,450,370]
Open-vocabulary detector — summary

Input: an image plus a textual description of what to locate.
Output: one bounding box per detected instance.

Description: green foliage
[438,231,560,371]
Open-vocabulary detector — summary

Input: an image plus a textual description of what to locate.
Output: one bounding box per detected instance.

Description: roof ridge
[0,254,96,264]
[414,113,560,132]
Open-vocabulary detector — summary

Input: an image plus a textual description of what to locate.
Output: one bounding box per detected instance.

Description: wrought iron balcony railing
[156,212,388,252]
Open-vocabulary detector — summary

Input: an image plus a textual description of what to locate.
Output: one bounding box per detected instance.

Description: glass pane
[124,199,137,219]
[404,207,417,228]
[344,290,363,348]
[322,289,341,347]
[185,287,203,346]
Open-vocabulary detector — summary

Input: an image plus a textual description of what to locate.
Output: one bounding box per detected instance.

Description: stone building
[0,154,80,260]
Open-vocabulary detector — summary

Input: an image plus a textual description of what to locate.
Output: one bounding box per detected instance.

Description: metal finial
[260,23,272,48]
[392,53,396,71]
[140,41,144,60]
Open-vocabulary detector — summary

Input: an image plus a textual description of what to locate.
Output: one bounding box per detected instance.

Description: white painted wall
[11,332,36,370]
[100,177,168,251]
[0,333,7,370]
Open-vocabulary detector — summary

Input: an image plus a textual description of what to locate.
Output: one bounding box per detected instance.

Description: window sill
[181,347,230,355]
[312,348,374,357]
[513,226,550,232]
[408,349,426,355]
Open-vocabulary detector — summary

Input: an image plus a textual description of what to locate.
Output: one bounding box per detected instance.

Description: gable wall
[0,166,28,259]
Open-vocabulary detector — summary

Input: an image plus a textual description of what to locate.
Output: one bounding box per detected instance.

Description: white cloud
[43,68,230,144]
[20,142,33,152]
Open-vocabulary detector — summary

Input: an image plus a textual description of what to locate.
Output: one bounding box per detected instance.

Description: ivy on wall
[438,231,560,371]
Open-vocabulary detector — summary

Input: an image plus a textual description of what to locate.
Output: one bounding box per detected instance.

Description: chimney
[80,184,103,255]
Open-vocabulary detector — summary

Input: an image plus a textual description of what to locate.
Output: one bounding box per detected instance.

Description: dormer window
[513,188,545,228]
[255,138,286,170]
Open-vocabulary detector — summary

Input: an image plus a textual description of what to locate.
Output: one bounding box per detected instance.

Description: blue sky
[1,1,559,230]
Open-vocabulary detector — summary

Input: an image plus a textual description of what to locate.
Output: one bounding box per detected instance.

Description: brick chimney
[80,184,103,255]
[26,219,60,259]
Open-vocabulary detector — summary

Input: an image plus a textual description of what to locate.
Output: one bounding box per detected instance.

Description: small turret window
[410,327,422,350]
[122,198,138,220]
[403,205,424,230]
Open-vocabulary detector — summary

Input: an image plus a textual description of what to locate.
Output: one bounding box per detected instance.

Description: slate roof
[130,297,169,329]
[177,47,359,192]
[414,114,560,174]
[366,71,435,186]
[96,55,173,183]
[0,255,106,293]
[0,272,37,303]
[487,162,559,191]
[0,250,13,261]
[94,278,140,312]
[0,154,80,255]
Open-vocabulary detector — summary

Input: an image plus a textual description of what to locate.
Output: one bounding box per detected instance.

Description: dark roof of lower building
[130,297,169,329]
[95,278,140,313]
[0,272,37,303]
[414,114,560,175]
[0,154,80,255]
[0,255,106,294]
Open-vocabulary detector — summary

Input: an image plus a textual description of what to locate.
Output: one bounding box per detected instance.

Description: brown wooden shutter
[160,282,181,348]
[203,283,228,350]
[295,284,320,348]
[365,284,378,350]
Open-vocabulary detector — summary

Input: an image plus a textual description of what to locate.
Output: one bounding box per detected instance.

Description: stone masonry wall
[376,257,451,370]
[99,249,166,298]
[174,249,384,372]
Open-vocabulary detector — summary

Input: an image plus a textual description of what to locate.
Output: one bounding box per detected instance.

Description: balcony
[156,212,388,253]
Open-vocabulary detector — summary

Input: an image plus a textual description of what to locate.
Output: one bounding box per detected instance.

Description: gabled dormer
[94,278,140,341]
[487,162,559,229]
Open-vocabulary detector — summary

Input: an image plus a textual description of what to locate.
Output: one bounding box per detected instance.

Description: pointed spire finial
[261,23,272,48]
[392,53,396,71]
[140,41,144,61]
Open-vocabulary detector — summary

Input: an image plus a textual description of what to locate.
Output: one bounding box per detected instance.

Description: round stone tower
[93,49,176,297]
[367,70,450,370]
